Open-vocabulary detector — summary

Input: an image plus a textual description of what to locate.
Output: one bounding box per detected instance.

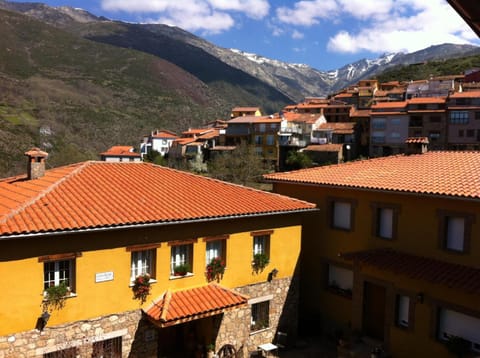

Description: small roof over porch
[144,284,249,327]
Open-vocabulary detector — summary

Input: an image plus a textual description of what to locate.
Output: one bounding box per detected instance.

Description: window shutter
[446,217,465,251]
[333,202,351,229]
[379,208,393,238]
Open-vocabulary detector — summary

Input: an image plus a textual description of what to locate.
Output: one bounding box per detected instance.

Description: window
[251,300,270,331]
[92,337,122,358]
[44,347,78,358]
[449,111,469,124]
[206,239,226,266]
[438,308,480,352]
[255,135,263,145]
[259,123,266,132]
[170,243,193,276]
[44,259,73,290]
[429,131,440,141]
[130,249,156,282]
[253,234,270,257]
[438,211,473,253]
[372,204,399,240]
[475,111,480,120]
[396,295,410,328]
[266,134,275,146]
[327,264,353,297]
[329,199,356,230]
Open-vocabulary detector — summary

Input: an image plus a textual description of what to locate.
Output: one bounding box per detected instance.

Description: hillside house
[265,147,480,358]
[231,107,262,118]
[0,148,316,357]
[407,97,447,150]
[370,101,409,157]
[225,115,281,165]
[446,90,480,150]
[100,146,141,162]
[140,130,179,158]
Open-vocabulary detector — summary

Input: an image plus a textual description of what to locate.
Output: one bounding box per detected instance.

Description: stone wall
[214,275,299,356]
[0,310,157,358]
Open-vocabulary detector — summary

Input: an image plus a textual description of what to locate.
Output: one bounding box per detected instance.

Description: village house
[446,90,480,150]
[140,130,179,159]
[264,144,480,357]
[230,106,262,118]
[100,146,142,162]
[369,101,409,157]
[0,148,316,357]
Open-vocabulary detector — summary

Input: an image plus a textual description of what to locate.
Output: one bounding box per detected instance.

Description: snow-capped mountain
[2,0,479,102]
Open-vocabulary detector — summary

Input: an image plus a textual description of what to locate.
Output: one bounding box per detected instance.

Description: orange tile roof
[350,109,371,117]
[144,284,248,327]
[449,90,480,98]
[0,162,315,237]
[282,112,322,123]
[264,151,480,199]
[318,122,355,134]
[100,146,140,157]
[371,101,407,109]
[303,144,343,152]
[408,97,446,104]
[341,248,480,294]
[152,130,178,139]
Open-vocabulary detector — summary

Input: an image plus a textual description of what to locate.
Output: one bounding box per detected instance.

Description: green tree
[207,143,272,186]
[285,150,313,170]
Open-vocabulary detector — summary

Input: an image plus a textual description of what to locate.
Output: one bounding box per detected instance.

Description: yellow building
[0,148,316,357]
[265,143,480,357]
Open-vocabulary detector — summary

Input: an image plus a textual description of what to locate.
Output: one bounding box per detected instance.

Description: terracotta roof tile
[145,284,248,326]
[100,146,140,157]
[449,90,480,98]
[264,151,480,199]
[0,162,315,237]
[371,101,407,109]
[228,116,281,124]
[151,130,178,139]
[408,97,446,104]
[341,248,480,294]
[303,144,342,152]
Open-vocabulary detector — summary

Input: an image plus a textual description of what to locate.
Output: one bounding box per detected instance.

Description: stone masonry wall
[215,275,299,356]
[0,310,158,358]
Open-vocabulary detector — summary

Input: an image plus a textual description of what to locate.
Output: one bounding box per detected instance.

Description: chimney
[405,137,429,155]
[24,148,48,180]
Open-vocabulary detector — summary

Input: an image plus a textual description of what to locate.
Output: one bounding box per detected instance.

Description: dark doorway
[362,281,386,340]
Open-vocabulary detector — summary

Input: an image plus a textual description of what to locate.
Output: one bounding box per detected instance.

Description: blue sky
[11,0,480,70]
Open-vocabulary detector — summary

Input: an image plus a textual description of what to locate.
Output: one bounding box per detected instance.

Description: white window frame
[44,259,72,290]
[170,244,192,275]
[206,240,224,266]
[130,250,154,282]
[253,235,268,257]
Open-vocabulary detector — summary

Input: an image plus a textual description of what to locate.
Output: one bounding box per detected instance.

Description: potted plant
[252,253,269,272]
[132,273,151,304]
[173,263,190,276]
[43,281,69,312]
[206,257,226,282]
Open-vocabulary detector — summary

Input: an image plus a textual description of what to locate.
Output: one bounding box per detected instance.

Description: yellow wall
[272,181,480,356]
[0,219,302,336]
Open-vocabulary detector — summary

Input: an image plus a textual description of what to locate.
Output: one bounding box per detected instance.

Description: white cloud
[101,0,269,34]
[276,0,479,54]
[292,30,304,39]
[276,0,338,26]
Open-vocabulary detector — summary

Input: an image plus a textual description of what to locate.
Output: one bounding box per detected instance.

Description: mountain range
[0,0,479,177]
